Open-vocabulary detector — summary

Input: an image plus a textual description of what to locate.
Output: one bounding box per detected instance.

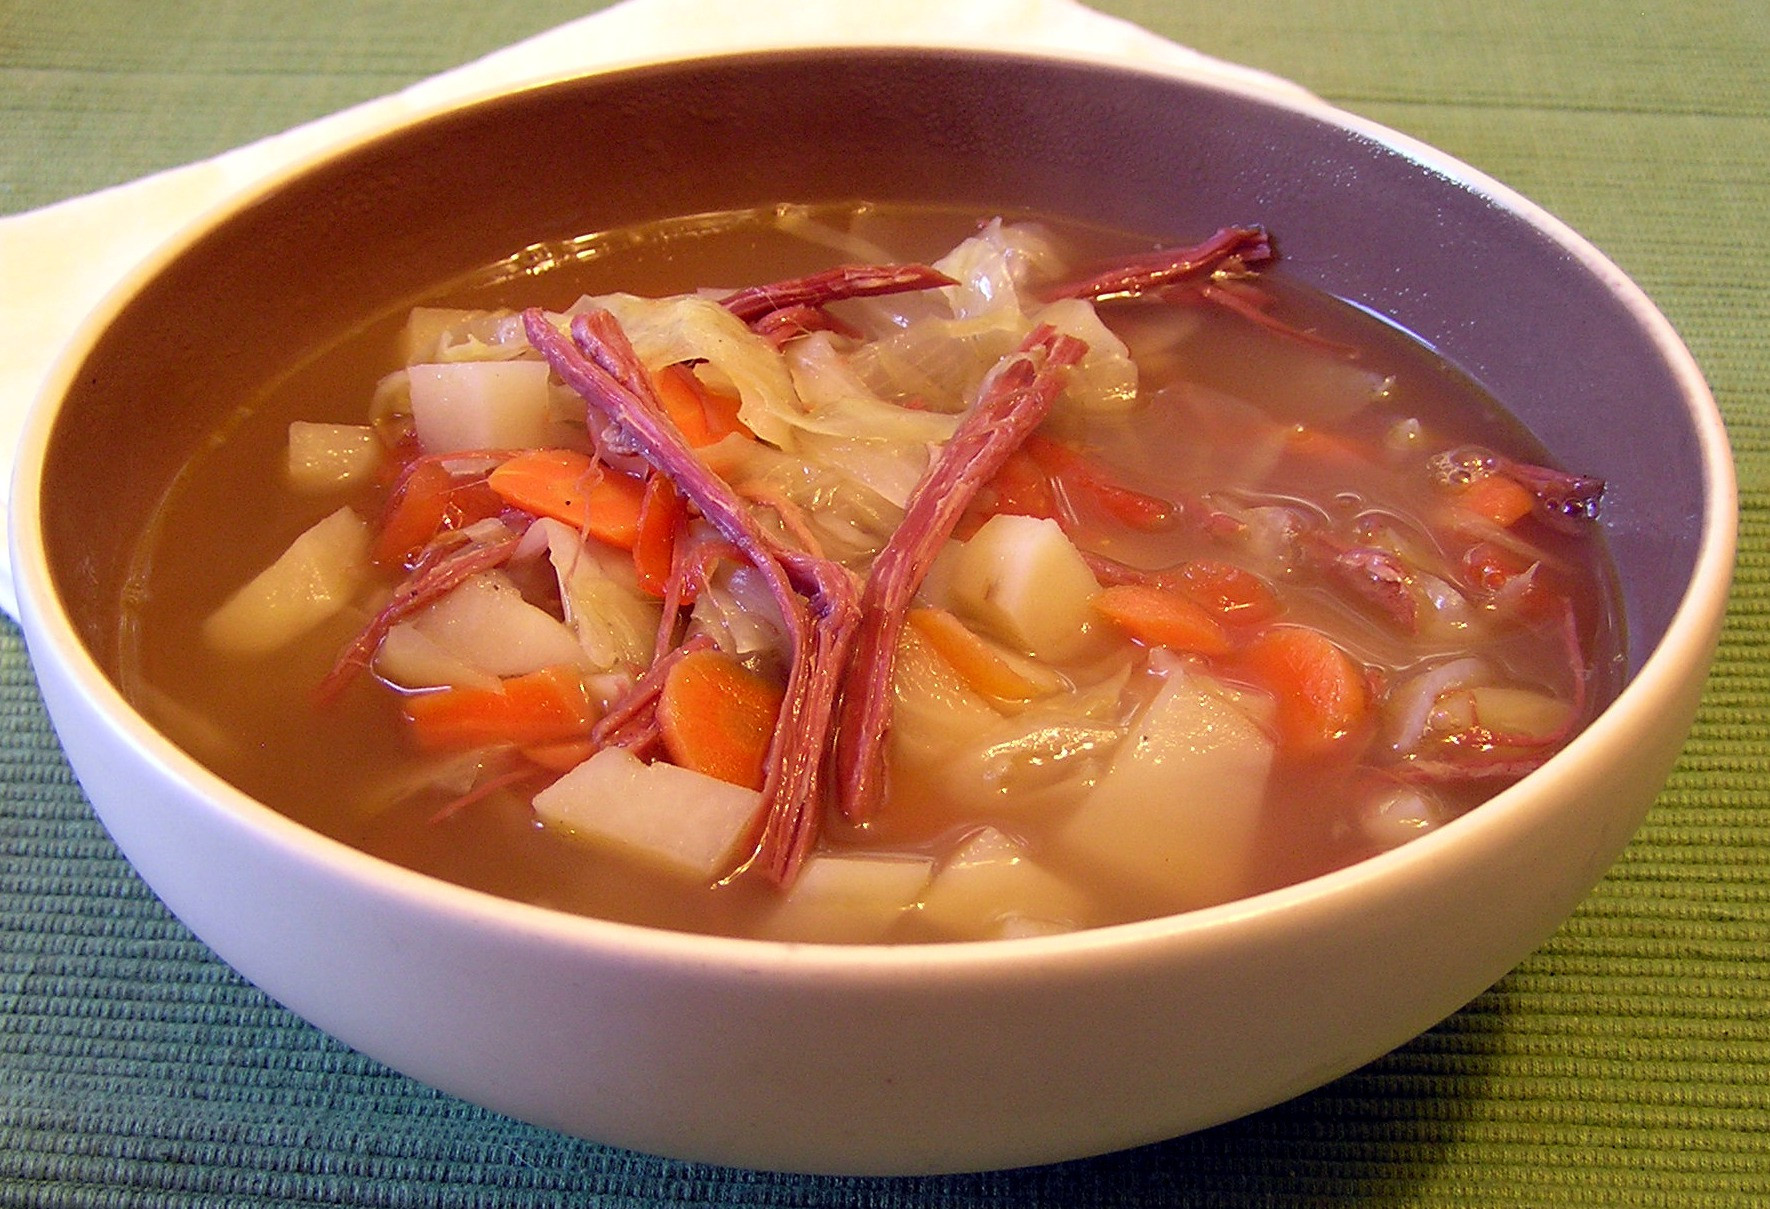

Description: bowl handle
[1,166,243,624]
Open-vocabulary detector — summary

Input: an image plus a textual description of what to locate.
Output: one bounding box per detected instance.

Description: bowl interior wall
[42,50,1704,676]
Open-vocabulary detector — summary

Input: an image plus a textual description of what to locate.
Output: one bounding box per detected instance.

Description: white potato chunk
[286,421,382,492]
[203,506,370,656]
[762,854,935,944]
[408,360,555,454]
[916,537,966,611]
[946,513,1100,660]
[919,827,1088,939]
[1056,662,1274,911]
[532,748,763,882]
[406,570,586,677]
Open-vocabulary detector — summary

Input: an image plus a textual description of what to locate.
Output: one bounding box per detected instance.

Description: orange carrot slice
[651,363,751,447]
[1161,558,1282,624]
[1449,472,1536,528]
[402,664,598,752]
[632,472,686,597]
[656,648,785,791]
[1237,625,1370,756]
[977,449,1060,522]
[905,607,1052,703]
[373,460,505,567]
[520,737,599,773]
[487,449,645,548]
[374,460,455,566]
[1093,583,1234,656]
[1284,425,1371,473]
[1024,435,1174,529]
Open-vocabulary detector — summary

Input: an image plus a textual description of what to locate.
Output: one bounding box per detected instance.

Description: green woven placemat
[2,2,1766,1205]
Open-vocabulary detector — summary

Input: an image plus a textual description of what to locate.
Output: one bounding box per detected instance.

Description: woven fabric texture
[2,1,1766,1204]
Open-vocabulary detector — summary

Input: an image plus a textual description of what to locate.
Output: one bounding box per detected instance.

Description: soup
[120,204,1623,942]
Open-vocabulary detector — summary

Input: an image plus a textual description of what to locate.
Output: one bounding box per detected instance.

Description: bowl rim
[8,45,1739,976]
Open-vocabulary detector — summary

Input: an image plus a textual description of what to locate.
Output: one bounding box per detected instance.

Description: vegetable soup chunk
[125,203,1623,941]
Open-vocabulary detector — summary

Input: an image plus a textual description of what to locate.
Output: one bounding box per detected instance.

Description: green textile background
[1,2,1765,1204]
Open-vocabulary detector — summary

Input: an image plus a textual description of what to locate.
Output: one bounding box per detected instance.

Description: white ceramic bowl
[6,49,1735,1174]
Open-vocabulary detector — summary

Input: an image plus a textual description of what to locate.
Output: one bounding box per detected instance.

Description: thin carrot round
[633,473,686,597]
[906,607,1049,702]
[402,665,599,752]
[1093,582,1234,656]
[1161,558,1282,624]
[1450,472,1537,528]
[373,460,505,567]
[1237,625,1370,757]
[487,448,645,548]
[656,648,785,791]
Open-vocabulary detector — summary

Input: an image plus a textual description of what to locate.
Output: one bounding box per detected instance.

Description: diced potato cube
[203,506,370,656]
[916,537,966,611]
[286,422,382,493]
[946,513,1100,660]
[408,360,555,454]
[919,827,1088,939]
[762,853,934,944]
[1056,663,1274,911]
[532,748,762,882]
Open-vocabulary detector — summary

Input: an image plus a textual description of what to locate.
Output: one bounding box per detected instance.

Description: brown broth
[117,203,1625,940]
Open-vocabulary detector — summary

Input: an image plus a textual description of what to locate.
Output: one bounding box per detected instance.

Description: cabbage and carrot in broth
[126,205,1621,942]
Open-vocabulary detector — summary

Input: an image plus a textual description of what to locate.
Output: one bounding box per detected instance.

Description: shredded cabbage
[783,334,961,446]
[532,518,660,673]
[847,221,1136,414]
[565,293,803,449]
[698,434,905,566]
[933,219,1065,321]
[402,307,532,364]
[688,563,787,662]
